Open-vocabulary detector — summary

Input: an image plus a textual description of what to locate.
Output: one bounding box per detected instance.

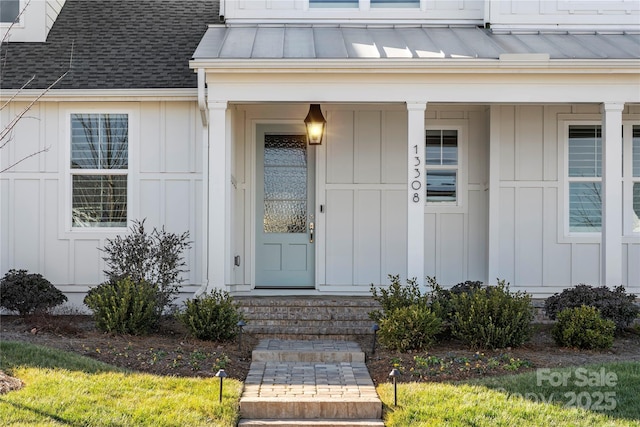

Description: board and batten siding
[493,104,640,296]
[234,104,490,292]
[0,101,204,304]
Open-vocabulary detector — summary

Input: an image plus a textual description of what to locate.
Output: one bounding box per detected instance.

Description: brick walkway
[239,339,384,427]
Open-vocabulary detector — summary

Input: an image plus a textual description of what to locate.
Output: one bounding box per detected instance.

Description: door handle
[309,222,315,243]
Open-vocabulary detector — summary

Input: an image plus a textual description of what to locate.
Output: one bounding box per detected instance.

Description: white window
[567,125,602,233]
[0,0,19,23]
[425,129,458,204]
[70,113,128,228]
[565,121,639,236]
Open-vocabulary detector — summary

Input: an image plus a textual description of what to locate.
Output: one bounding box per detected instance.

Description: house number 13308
[410,145,422,203]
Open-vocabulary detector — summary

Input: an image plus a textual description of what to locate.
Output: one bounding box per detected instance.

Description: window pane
[426,170,456,203]
[426,130,458,166]
[263,134,307,233]
[371,0,419,7]
[569,182,601,232]
[72,175,127,227]
[633,126,640,177]
[71,114,128,169]
[309,0,358,7]
[0,0,19,23]
[568,125,601,177]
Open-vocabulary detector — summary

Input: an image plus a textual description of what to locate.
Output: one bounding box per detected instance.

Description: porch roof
[193,25,640,61]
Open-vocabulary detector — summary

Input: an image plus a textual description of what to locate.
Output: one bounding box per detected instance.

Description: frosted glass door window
[263,134,308,233]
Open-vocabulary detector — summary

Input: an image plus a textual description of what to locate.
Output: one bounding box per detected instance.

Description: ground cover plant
[0,341,242,426]
[377,361,640,426]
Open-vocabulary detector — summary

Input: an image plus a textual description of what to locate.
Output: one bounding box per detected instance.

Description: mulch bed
[2,314,639,392]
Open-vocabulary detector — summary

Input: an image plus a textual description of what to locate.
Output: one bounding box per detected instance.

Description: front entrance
[255,125,316,288]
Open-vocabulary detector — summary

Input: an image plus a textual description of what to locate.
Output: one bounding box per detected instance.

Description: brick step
[236,296,380,337]
[238,419,385,427]
[240,397,382,420]
[244,325,373,336]
[235,296,381,308]
[239,320,373,328]
[252,339,365,363]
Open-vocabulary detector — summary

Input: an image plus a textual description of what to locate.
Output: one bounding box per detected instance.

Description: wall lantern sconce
[304,104,326,145]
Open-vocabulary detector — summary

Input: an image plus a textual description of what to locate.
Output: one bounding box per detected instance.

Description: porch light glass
[304,104,326,145]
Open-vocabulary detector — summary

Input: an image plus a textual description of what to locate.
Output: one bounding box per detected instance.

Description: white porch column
[407,102,427,289]
[487,105,501,283]
[601,102,624,287]
[207,101,231,290]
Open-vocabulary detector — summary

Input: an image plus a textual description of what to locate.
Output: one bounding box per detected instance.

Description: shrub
[178,289,244,341]
[84,277,159,335]
[100,219,191,315]
[369,275,428,323]
[0,269,67,315]
[552,306,615,349]
[428,278,484,322]
[378,305,443,352]
[544,285,639,331]
[450,280,534,349]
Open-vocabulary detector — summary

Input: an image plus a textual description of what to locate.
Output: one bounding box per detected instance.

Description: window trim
[60,106,139,237]
[424,122,467,214]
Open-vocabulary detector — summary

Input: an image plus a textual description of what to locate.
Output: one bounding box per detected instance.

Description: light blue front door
[255,125,315,288]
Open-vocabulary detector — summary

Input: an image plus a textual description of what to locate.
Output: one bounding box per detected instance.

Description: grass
[0,341,242,426]
[378,361,640,427]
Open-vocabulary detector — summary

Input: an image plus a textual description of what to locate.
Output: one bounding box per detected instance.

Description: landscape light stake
[215,369,227,403]
[237,320,246,352]
[371,323,379,354]
[389,368,401,407]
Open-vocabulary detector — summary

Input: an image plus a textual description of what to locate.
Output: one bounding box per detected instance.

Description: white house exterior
[1,0,639,307]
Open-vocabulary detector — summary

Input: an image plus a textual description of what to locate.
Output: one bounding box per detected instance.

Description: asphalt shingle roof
[1,0,220,90]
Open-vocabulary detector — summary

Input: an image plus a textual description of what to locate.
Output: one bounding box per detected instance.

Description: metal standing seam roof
[193,25,640,60]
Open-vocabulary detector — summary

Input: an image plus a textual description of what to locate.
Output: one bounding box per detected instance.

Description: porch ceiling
[193,25,640,61]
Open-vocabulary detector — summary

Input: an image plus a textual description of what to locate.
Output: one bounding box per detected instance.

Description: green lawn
[378,361,640,427]
[0,341,242,426]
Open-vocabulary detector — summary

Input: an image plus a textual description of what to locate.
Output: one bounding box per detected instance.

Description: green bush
[369,275,428,323]
[552,306,615,349]
[101,219,191,315]
[0,269,67,315]
[545,285,639,332]
[178,289,244,341]
[428,278,484,323]
[84,277,159,335]
[378,305,443,352]
[450,280,534,349]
